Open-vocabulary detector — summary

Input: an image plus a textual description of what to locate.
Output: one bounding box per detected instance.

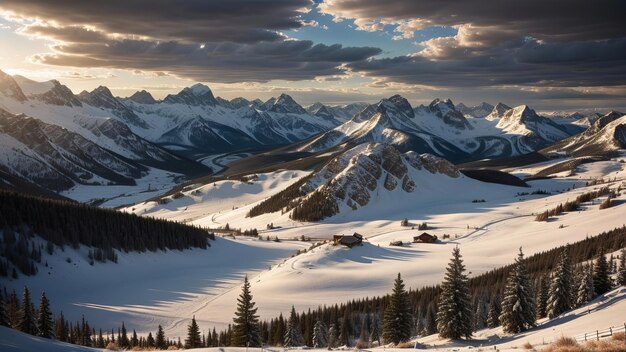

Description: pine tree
[415,312,425,337]
[147,332,155,348]
[358,316,369,347]
[55,311,68,342]
[231,276,261,347]
[338,309,351,347]
[312,320,328,348]
[474,297,487,331]
[0,292,8,327]
[284,306,304,347]
[536,275,549,319]
[436,247,473,339]
[328,323,338,348]
[382,273,412,344]
[617,248,626,286]
[576,264,594,306]
[425,304,437,335]
[37,292,53,338]
[7,290,20,329]
[593,250,612,296]
[369,314,381,345]
[131,329,139,347]
[185,316,202,348]
[499,248,536,333]
[18,286,37,335]
[487,296,500,328]
[120,322,129,348]
[547,247,573,318]
[155,324,166,350]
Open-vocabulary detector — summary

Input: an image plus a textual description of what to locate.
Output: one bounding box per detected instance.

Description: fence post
[597,330,600,341]
[584,333,587,341]
[610,327,613,336]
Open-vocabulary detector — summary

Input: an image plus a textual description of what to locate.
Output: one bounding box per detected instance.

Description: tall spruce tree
[425,304,437,335]
[617,248,626,286]
[382,273,412,344]
[55,312,68,342]
[436,247,473,339]
[18,286,37,335]
[593,250,612,296]
[120,322,129,348]
[185,316,201,348]
[7,290,20,329]
[312,320,328,348]
[155,325,166,350]
[369,314,381,346]
[474,297,487,331]
[338,309,351,347]
[486,296,500,328]
[576,264,594,306]
[147,332,155,348]
[547,247,573,318]
[231,276,261,347]
[37,291,53,338]
[499,248,536,333]
[536,275,549,319]
[284,306,304,347]
[0,292,8,327]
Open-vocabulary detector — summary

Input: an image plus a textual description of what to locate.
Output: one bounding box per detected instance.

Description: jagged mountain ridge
[249,143,466,221]
[542,111,626,157]
[296,95,577,161]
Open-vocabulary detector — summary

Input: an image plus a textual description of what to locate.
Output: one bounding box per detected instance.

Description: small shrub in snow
[522,341,533,349]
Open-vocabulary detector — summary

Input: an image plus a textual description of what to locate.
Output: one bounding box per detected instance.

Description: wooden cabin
[413,232,438,243]
[333,232,364,248]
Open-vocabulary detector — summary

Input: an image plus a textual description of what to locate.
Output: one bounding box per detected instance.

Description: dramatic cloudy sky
[1,0,625,110]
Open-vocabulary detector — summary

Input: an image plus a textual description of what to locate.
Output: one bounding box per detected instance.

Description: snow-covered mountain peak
[127,90,157,104]
[425,97,472,130]
[78,86,148,128]
[268,93,307,114]
[283,143,463,220]
[0,70,28,102]
[386,94,415,118]
[163,84,217,106]
[457,101,494,118]
[229,97,252,109]
[12,75,56,96]
[189,83,212,96]
[486,102,512,120]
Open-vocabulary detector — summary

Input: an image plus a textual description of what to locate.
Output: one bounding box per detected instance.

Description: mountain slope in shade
[163,83,217,106]
[126,90,157,104]
[542,111,626,157]
[0,108,146,191]
[456,102,494,118]
[78,86,148,128]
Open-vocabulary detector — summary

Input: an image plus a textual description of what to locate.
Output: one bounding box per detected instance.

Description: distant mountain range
[0,69,623,200]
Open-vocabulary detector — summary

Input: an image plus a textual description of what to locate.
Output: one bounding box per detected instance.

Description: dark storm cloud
[1,0,314,43]
[35,37,381,83]
[2,1,383,82]
[320,0,626,42]
[348,38,626,88]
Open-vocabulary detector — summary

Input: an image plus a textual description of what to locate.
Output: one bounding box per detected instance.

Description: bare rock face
[384,173,397,190]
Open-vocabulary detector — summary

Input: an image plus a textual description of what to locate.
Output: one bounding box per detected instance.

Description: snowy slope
[4,152,626,342]
[543,111,626,157]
